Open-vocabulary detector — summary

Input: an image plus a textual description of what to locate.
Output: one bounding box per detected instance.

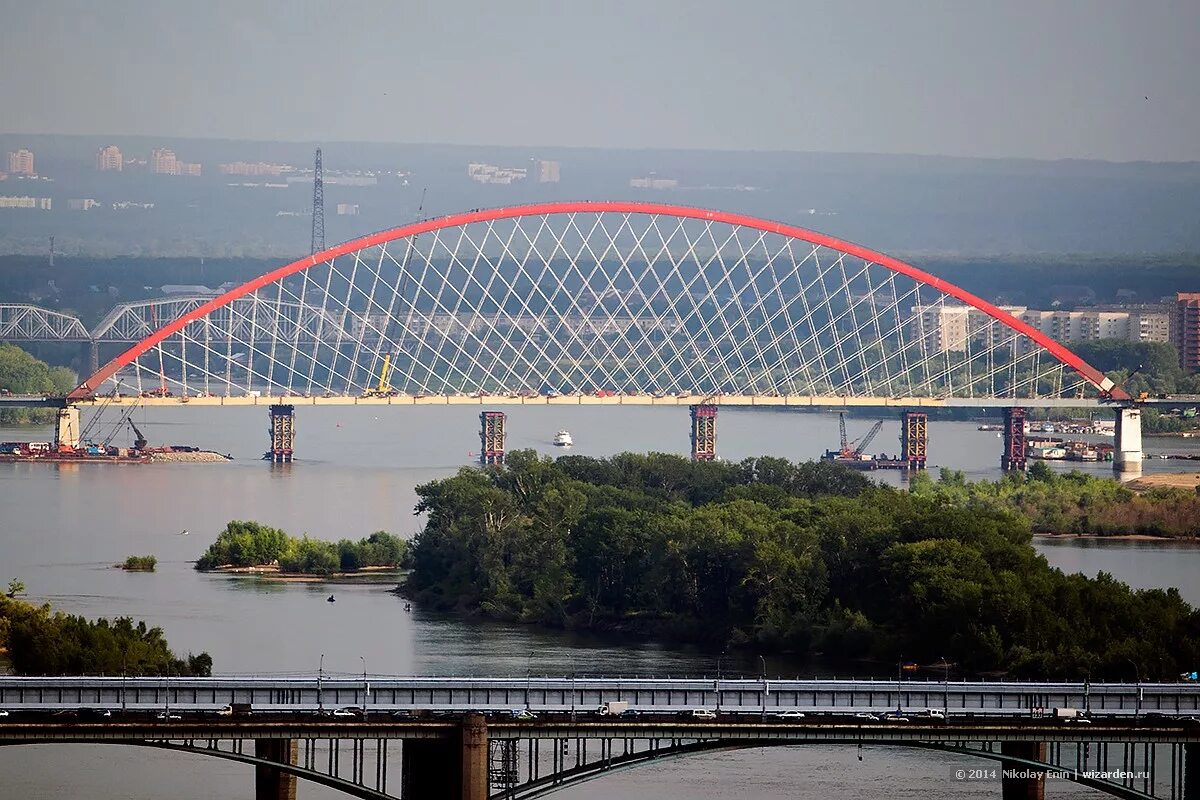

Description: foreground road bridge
[2,676,1199,799]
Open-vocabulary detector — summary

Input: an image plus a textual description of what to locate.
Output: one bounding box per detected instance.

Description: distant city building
[68,198,101,211]
[151,148,201,176]
[534,159,561,183]
[96,145,123,171]
[1173,293,1200,373]
[467,163,528,185]
[0,195,52,210]
[913,304,1172,354]
[5,148,35,176]
[336,203,360,216]
[111,201,155,210]
[219,161,294,176]
[150,148,177,174]
[629,176,679,190]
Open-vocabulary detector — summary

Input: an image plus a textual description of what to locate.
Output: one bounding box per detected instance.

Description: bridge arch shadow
[0,736,1162,800]
[0,740,391,800]
[508,738,1158,800]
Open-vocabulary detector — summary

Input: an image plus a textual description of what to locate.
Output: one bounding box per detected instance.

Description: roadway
[9,393,1123,408]
[3,676,1199,719]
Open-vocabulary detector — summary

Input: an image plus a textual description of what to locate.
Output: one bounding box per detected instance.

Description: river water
[2,406,1198,799]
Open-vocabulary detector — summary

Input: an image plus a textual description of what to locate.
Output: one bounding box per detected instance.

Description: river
[2,406,1197,799]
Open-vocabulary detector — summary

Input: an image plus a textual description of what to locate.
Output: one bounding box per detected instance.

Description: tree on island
[404,450,1200,680]
[195,520,410,576]
[6,579,25,598]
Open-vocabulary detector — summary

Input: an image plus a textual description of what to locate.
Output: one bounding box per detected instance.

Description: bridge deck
[58,394,1113,408]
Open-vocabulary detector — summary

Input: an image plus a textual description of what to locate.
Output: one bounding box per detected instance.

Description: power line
[310,148,325,255]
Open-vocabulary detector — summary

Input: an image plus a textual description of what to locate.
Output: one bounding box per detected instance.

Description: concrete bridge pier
[999,741,1045,800]
[254,738,297,800]
[461,713,489,800]
[54,405,80,450]
[400,714,488,800]
[1113,406,1143,475]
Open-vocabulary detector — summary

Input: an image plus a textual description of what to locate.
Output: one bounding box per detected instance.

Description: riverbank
[1033,532,1198,542]
[197,564,402,582]
[1126,473,1200,492]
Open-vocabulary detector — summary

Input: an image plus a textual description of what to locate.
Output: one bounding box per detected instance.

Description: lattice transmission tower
[310,147,325,254]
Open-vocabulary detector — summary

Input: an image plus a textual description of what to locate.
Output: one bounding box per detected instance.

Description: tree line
[0,596,211,676]
[404,451,1200,680]
[194,520,410,575]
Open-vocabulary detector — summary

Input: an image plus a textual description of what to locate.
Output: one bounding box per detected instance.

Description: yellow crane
[363,353,396,397]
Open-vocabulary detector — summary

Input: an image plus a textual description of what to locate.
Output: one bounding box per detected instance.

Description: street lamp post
[526,651,534,710]
[1127,659,1141,721]
[759,655,768,720]
[570,657,577,721]
[939,656,949,716]
[360,656,369,720]
[896,657,903,713]
[318,653,325,713]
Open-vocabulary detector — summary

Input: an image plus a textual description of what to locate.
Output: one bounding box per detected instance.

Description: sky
[1,0,1198,162]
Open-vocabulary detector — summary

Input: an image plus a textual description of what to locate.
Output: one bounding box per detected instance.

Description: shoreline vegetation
[119,555,157,571]
[0,595,211,676]
[400,450,1200,680]
[910,463,1200,539]
[194,521,410,576]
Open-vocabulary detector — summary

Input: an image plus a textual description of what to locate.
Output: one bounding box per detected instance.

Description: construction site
[822,411,927,470]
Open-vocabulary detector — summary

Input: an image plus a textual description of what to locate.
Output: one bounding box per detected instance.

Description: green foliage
[1073,339,1200,397]
[0,344,78,424]
[121,555,157,571]
[0,596,212,676]
[6,579,25,598]
[195,521,410,575]
[405,450,1200,680]
[910,465,1200,538]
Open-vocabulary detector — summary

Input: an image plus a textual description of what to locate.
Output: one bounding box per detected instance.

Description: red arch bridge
[13,202,1150,469]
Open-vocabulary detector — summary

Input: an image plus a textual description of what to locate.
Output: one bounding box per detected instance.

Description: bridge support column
[690,404,717,461]
[1114,406,1143,475]
[1185,742,1200,800]
[900,411,927,469]
[402,736,462,799]
[87,339,99,375]
[462,713,489,800]
[480,411,506,465]
[54,405,80,450]
[265,404,295,463]
[1001,407,1027,471]
[254,738,297,800]
[999,741,1045,800]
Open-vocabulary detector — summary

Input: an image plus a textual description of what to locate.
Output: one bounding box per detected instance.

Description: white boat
[553,430,573,447]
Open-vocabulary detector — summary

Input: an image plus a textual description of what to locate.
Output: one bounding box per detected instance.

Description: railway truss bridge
[1,675,1199,800]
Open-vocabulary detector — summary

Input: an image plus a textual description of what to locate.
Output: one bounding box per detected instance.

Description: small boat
[327,595,336,603]
[553,430,573,447]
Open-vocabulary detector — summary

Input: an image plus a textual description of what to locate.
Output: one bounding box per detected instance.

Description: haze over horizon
[2,0,1198,163]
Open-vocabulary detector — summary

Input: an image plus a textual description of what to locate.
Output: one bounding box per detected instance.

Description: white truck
[597,701,629,716]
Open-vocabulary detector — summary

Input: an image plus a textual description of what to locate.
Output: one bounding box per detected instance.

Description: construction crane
[127,418,148,450]
[362,353,396,397]
[824,413,883,464]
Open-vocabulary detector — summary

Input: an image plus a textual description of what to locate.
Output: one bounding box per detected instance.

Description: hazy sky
[2,0,1198,161]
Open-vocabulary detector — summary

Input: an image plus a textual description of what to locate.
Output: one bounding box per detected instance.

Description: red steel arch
[70,201,1125,400]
